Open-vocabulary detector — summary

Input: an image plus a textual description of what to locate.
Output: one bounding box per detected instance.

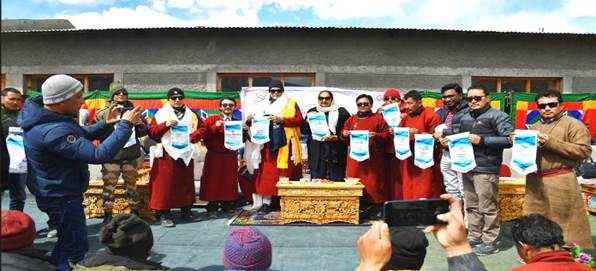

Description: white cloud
[37,0,113,5]
[167,0,194,9]
[269,0,410,20]
[465,12,587,33]
[57,6,192,28]
[563,0,596,17]
[151,0,166,12]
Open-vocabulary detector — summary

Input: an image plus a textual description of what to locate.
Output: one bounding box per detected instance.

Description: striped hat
[223,227,272,270]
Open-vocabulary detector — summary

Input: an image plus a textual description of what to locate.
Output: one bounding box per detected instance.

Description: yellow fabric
[276,98,302,169]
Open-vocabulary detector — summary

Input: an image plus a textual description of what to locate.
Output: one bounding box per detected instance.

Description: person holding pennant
[445,132,476,173]
[302,90,350,181]
[398,90,444,200]
[245,80,304,215]
[2,88,28,212]
[148,88,204,227]
[521,90,593,248]
[195,98,247,219]
[378,88,406,200]
[510,130,538,176]
[451,85,513,255]
[341,94,390,219]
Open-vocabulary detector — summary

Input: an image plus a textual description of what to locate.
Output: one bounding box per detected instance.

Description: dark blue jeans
[36,195,89,271]
[7,173,27,211]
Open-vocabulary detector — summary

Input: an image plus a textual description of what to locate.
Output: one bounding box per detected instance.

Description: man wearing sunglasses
[148,87,204,227]
[435,83,468,201]
[448,85,513,256]
[94,81,148,225]
[195,98,247,219]
[399,90,444,200]
[522,90,593,249]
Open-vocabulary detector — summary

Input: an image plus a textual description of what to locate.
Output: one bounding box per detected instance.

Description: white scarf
[315,103,339,134]
[154,103,197,166]
[263,93,289,116]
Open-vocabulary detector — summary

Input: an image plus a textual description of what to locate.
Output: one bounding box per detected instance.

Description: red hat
[384,88,401,99]
[1,210,36,251]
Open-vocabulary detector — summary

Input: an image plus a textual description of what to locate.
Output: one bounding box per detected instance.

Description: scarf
[316,103,340,134]
[154,103,197,166]
[357,111,372,118]
[173,105,187,120]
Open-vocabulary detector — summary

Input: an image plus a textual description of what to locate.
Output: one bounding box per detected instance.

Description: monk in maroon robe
[148,88,203,227]
[195,98,246,218]
[341,94,390,219]
[399,90,444,200]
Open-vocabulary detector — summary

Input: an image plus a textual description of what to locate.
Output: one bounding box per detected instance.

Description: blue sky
[2,0,595,33]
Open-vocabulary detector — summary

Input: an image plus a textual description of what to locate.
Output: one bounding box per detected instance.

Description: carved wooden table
[497,178,526,222]
[277,181,365,224]
[83,168,156,220]
[581,183,596,214]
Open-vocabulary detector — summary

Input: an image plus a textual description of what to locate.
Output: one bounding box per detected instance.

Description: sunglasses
[467,96,485,102]
[384,97,399,102]
[357,102,370,107]
[318,96,332,101]
[537,102,559,109]
[170,96,185,101]
[442,94,455,100]
[221,103,235,108]
[269,89,283,94]
[114,91,128,96]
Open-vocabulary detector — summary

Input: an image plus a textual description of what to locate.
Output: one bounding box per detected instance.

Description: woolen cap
[109,81,126,98]
[385,226,429,270]
[167,87,185,99]
[383,88,401,100]
[1,210,36,251]
[223,227,272,270]
[99,214,153,258]
[41,74,83,105]
[268,79,284,92]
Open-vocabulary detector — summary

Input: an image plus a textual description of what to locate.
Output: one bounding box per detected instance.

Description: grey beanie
[41,74,83,105]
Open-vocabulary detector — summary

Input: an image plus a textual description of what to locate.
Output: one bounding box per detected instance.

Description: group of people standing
[3,74,594,270]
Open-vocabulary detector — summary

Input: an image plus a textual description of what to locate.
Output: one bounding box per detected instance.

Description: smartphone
[383,199,449,227]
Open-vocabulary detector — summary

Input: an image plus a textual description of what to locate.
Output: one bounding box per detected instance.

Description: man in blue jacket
[17,74,142,271]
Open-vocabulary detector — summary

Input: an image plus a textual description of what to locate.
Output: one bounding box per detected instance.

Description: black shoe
[180,207,193,219]
[474,243,499,255]
[102,211,112,225]
[160,211,175,227]
[257,204,272,215]
[468,239,482,247]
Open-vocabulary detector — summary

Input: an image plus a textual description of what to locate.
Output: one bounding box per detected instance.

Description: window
[471,77,561,93]
[23,74,114,93]
[0,74,5,90]
[217,73,316,92]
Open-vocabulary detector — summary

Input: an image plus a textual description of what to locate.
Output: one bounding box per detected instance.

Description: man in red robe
[196,98,245,219]
[341,94,390,219]
[246,80,303,215]
[399,90,444,200]
[148,88,203,227]
[377,88,406,200]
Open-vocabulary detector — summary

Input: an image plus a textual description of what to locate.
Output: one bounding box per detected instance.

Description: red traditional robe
[195,115,242,202]
[377,107,406,200]
[342,113,390,204]
[399,106,444,200]
[254,103,304,196]
[148,117,203,210]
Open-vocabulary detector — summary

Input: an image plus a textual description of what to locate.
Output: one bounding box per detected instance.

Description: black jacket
[440,100,469,136]
[1,248,57,271]
[455,105,513,174]
[75,251,169,270]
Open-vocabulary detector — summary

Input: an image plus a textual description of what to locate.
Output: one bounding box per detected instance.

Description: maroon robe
[195,115,241,202]
[377,106,406,200]
[399,106,444,200]
[341,113,390,204]
[148,117,202,210]
[254,103,304,196]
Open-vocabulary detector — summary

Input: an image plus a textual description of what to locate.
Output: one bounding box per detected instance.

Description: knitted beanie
[109,81,126,98]
[167,87,185,99]
[41,74,83,105]
[1,210,36,251]
[268,80,284,92]
[99,214,153,258]
[385,227,429,270]
[223,227,272,270]
[383,88,401,100]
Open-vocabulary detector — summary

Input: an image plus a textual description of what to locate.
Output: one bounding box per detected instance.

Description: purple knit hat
[223,227,272,270]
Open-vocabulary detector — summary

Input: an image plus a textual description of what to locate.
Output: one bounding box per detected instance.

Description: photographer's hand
[121,106,143,124]
[424,194,471,257]
[356,222,391,271]
[105,104,119,124]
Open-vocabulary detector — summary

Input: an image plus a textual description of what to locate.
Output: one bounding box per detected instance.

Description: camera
[383,199,449,227]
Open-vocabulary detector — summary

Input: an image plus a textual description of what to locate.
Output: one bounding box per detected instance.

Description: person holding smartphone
[94,81,148,225]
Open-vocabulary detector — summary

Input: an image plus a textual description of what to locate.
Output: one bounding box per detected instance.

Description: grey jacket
[448,252,487,271]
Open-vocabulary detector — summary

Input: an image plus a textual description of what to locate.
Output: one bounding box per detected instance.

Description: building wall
[2,28,595,92]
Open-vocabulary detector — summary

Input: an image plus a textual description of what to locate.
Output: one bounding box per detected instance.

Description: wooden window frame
[217,73,316,91]
[0,74,5,90]
[23,73,114,93]
[472,76,561,92]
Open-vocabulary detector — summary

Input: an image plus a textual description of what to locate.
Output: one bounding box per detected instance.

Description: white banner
[224,121,244,151]
[7,127,27,174]
[446,132,476,173]
[307,112,331,141]
[382,103,402,128]
[414,134,435,169]
[511,129,538,176]
[250,117,270,144]
[349,130,370,162]
[170,123,190,150]
[393,127,412,160]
